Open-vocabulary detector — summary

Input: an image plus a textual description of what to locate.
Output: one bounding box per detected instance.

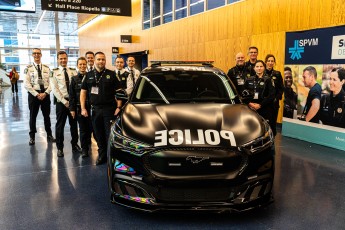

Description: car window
[132,71,236,103]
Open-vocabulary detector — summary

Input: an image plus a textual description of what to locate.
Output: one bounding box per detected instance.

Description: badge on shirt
[254,92,259,99]
[91,86,99,95]
[260,82,264,86]
[106,75,110,79]
[237,79,244,85]
[337,108,342,113]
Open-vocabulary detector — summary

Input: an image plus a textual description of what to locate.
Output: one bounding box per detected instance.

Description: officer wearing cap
[50,50,80,157]
[24,48,55,146]
[125,55,140,95]
[227,52,251,103]
[80,51,123,165]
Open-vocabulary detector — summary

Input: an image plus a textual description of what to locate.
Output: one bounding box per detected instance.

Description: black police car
[107,61,275,212]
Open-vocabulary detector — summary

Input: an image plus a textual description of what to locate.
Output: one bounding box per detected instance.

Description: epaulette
[42,64,49,68]
[52,68,59,71]
[69,67,76,70]
[27,64,33,68]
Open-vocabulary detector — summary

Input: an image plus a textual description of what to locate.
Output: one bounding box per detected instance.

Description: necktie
[90,66,93,72]
[130,70,135,86]
[37,65,45,91]
[64,68,69,93]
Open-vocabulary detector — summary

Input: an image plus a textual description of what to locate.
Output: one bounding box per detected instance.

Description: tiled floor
[0,83,344,229]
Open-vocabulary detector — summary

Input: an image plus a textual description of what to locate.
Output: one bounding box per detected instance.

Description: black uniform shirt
[227,65,251,96]
[244,74,276,108]
[69,72,85,112]
[304,83,321,123]
[81,68,122,106]
[323,89,345,128]
[266,69,284,101]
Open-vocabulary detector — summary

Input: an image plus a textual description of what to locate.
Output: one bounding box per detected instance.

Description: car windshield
[131,71,236,104]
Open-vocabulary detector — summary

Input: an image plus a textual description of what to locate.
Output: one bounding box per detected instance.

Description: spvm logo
[288,38,318,60]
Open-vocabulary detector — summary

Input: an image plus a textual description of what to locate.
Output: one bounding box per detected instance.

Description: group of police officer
[227,47,284,136]
[24,48,140,165]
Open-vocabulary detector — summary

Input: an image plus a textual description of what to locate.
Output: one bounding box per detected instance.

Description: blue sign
[285,25,345,64]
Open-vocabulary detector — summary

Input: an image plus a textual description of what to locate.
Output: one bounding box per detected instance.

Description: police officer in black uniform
[50,51,80,157]
[114,56,130,92]
[245,46,259,76]
[24,48,55,145]
[227,52,251,103]
[265,54,284,135]
[80,52,123,165]
[283,67,298,118]
[244,60,276,131]
[320,67,345,128]
[69,57,92,157]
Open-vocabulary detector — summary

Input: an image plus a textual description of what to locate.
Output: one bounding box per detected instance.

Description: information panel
[41,0,131,16]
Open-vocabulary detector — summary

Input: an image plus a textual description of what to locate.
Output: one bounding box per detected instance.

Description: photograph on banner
[284,64,345,129]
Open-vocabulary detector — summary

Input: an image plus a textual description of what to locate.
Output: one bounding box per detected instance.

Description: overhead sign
[41,0,131,16]
[285,25,345,64]
[121,35,132,43]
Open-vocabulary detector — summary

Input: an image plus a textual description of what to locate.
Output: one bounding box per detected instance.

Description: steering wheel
[197,90,217,97]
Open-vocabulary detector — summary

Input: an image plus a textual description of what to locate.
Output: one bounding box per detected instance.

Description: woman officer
[244,60,276,133]
[320,67,345,128]
[265,54,283,135]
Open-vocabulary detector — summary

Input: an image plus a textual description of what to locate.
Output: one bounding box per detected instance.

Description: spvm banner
[41,0,131,16]
[285,25,345,64]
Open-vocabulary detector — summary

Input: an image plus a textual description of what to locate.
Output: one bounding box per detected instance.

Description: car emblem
[186,156,210,164]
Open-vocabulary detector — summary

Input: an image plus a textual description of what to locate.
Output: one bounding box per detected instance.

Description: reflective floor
[0,83,345,229]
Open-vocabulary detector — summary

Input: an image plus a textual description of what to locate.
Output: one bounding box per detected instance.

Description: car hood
[121,103,265,147]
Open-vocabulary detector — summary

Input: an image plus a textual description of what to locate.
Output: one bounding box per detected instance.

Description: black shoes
[47,135,56,142]
[81,150,89,158]
[72,144,82,153]
[29,138,35,145]
[57,149,64,157]
[96,157,106,165]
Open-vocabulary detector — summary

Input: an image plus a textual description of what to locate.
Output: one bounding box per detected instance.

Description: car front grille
[143,147,246,177]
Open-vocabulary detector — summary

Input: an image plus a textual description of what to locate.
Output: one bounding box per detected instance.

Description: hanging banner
[41,0,132,16]
[283,25,345,151]
[285,25,345,64]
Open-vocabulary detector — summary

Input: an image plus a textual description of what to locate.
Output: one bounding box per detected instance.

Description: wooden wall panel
[78,0,345,123]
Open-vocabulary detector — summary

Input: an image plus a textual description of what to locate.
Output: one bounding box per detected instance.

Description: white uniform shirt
[125,67,140,95]
[50,66,77,104]
[24,63,52,97]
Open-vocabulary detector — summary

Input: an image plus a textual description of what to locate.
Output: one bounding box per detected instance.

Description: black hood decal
[121,103,264,147]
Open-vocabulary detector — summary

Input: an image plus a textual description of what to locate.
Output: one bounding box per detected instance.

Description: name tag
[237,79,244,85]
[91,86,99,95]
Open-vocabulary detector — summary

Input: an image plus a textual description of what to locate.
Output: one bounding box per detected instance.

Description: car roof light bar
[150,61,214,67]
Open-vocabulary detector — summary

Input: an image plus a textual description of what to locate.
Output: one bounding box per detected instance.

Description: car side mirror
[115,89,128,100]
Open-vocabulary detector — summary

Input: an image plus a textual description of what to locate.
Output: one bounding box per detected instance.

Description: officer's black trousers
[28,93,53,138]
[55,102,78,150]
[76,108,92,152]
[91,105,115,159]
[257,105,275,135]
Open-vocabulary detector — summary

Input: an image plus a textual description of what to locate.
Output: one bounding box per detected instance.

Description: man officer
[125,56,140,95]
[85,51,95,72]
[227,52,251,102]
[50,51,81,157]
[245,46,259,76]
[24,48,55,145]
[80,52,123,165]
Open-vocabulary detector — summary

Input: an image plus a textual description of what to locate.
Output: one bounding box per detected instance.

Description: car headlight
[240,121,274,155]
[110,124,152,155]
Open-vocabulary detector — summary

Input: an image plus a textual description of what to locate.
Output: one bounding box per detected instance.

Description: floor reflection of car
[107,61,275,212]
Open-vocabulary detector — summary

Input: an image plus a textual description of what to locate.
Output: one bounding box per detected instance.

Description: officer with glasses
[24,48,56,146]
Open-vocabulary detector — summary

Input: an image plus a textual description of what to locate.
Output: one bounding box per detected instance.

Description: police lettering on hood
[154,129,236,147]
